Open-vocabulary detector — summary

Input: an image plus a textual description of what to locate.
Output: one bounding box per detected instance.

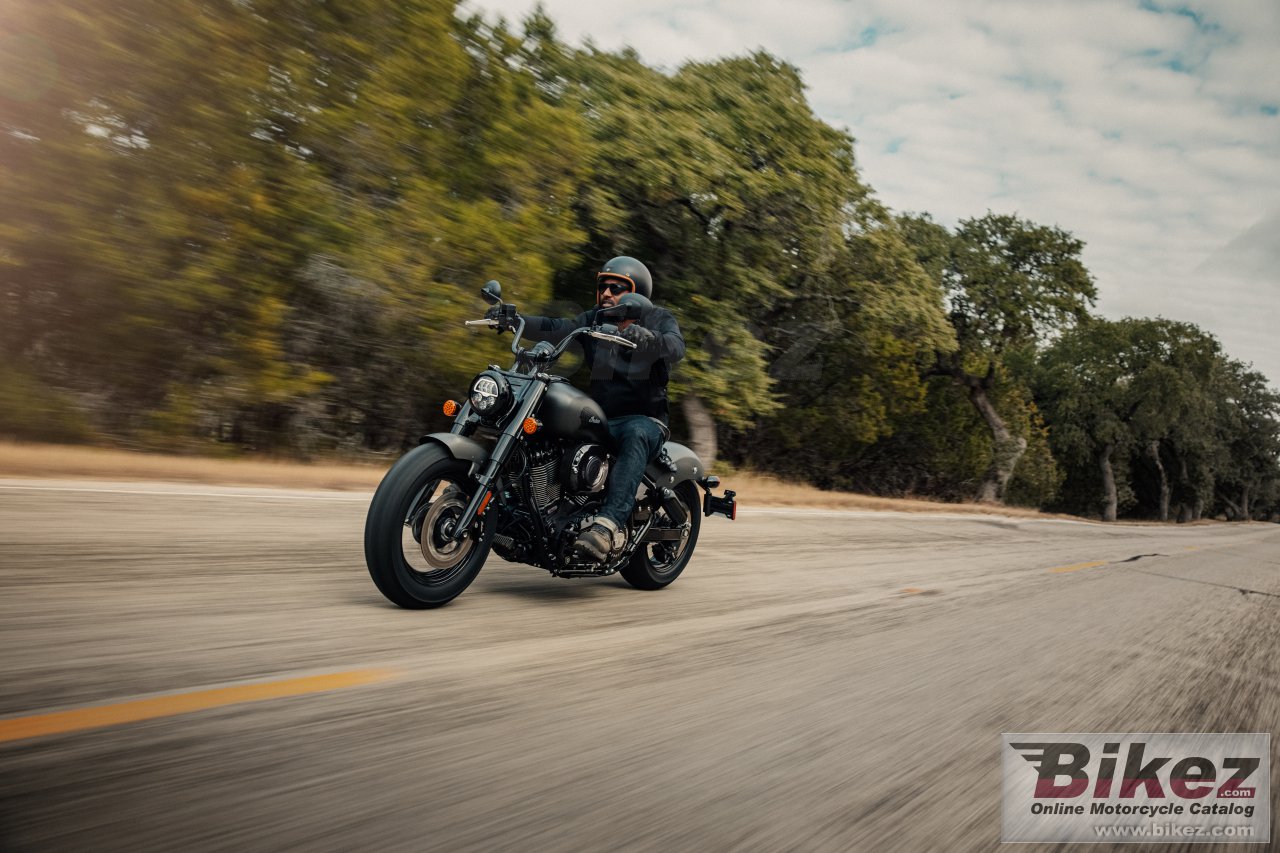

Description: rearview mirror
[481,280,503,304]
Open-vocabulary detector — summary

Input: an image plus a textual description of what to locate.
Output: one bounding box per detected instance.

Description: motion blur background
[2,0,1277,520]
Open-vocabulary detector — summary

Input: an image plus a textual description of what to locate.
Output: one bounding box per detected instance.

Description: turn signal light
[443,400,459,416]
[522,417,540,435]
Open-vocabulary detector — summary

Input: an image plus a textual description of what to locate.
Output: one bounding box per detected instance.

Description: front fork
[448,382,546,541]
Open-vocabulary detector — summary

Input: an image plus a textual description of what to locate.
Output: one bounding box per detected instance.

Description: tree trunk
[681,394,717,469]
[1241,484,1251,521]
[968,386,1027,504]
[1174,455,1191,523]
[1148,440,1169,522]
[1099,442,1117,522]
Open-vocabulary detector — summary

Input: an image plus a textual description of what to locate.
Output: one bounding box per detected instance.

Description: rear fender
[645,441,705,489]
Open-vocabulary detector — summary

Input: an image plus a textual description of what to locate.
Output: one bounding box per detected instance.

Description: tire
[364,443,495,608]
[620,481,701,590]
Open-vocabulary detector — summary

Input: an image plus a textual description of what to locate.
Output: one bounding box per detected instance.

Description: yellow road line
[1048,560,1109,574]
[0,668,397,744]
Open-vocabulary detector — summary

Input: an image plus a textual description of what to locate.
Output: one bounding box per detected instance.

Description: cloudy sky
[466,0,1280,385]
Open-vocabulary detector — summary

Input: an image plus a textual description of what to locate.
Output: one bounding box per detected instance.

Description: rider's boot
[574,516,623,562]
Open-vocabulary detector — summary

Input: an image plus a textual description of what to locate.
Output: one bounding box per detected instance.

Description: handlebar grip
[592,332,637,349]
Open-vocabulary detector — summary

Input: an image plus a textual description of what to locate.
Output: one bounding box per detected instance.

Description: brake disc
[418,490,475,569]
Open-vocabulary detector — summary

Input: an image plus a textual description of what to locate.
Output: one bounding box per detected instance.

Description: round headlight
[469,372,511,419]
[471,377,499,412]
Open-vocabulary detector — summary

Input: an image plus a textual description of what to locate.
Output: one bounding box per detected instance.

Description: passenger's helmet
[596,256,653,300]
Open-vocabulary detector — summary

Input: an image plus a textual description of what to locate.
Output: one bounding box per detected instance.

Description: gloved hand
[619,322,657,353]
[484,304,516,333]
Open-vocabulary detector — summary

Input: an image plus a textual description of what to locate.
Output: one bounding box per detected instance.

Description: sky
[465,0,1280,386]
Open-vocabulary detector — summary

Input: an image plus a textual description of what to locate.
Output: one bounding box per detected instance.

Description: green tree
[1210,361,1280,520]
[2,0,334,443]
[1036,318,1240,521]
[2,0,591,450]
[544,48,888,462]
[741,218,955,485]
[272,2,591,449]
[902,212,1096,503]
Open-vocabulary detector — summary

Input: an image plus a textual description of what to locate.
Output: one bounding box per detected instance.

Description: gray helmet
[596,256,653,299]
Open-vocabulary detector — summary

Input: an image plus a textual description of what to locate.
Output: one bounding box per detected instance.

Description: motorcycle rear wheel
[364,444,494,608]
[620,481,701,590]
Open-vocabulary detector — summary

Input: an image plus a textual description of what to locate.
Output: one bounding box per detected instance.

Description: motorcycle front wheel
[364,444,495,608]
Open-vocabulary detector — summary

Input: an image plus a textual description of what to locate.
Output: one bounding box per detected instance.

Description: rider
[486,256,685,561]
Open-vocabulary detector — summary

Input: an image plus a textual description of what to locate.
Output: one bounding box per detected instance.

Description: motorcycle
[364,280,738,608]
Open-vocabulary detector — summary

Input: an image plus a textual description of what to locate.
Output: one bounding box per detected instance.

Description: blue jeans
[599,415,666,526]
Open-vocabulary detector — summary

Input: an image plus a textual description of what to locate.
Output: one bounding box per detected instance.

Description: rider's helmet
[596,256,653,302]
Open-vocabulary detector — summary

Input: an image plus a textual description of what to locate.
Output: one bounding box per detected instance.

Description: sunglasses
[597,278,633,295]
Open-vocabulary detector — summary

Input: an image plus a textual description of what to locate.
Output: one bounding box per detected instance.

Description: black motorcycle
[364,280,737,608]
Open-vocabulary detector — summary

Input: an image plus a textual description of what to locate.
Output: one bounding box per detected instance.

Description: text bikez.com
[1013,740,1259,813]
[1000,733,1269,843]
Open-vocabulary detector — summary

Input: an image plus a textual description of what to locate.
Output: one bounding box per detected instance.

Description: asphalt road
[1,479,1277,852]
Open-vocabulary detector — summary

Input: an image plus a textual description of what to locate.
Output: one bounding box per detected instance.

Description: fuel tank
[539,379,610,444]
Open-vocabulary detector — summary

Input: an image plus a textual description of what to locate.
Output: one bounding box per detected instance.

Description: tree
[544,48,887,463]
[1036,318,1241,521]
[740,218,955,486]
[1211,361,1280,520]
[1037,320,1144,520]
[2,0,591,450]
[902,212,1096,503]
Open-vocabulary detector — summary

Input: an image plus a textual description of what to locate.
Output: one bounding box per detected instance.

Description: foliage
[1,0,587,450]
[0,363,92,442]
[1035,318,1278,520]
[1,1,1275,518]
[944,213,1096,357]
[895,212,1095,503]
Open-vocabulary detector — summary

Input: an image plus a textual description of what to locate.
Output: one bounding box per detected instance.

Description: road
[0,479,1277,852]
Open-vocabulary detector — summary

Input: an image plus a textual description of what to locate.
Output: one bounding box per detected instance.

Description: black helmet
[596,256,653,300]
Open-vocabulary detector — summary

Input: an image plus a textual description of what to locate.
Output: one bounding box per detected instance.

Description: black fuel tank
[539,380,610,443]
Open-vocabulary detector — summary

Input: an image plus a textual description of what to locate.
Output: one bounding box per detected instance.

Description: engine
[523,445,563,510]
[494,441,612,563]
[564,443,609,495]
[509,443,608,509]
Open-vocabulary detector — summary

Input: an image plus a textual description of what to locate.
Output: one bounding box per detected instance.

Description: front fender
[646,441,706,489]
[417,432,489,474]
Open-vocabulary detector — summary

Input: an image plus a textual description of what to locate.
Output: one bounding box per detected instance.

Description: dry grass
[0,439,1069,518]
[711,469,1070,518]
[0,441,388,492]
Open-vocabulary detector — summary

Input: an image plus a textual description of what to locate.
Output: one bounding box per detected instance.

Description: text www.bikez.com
[1093,823,1255,839]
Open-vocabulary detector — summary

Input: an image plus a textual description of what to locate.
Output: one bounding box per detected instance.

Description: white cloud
[463,0,1280,384]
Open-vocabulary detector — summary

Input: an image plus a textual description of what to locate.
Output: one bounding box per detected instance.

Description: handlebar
[464,315,637,369]
[588,330,637,349]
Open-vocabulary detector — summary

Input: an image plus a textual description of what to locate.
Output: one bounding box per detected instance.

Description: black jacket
[521,307,685,425]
